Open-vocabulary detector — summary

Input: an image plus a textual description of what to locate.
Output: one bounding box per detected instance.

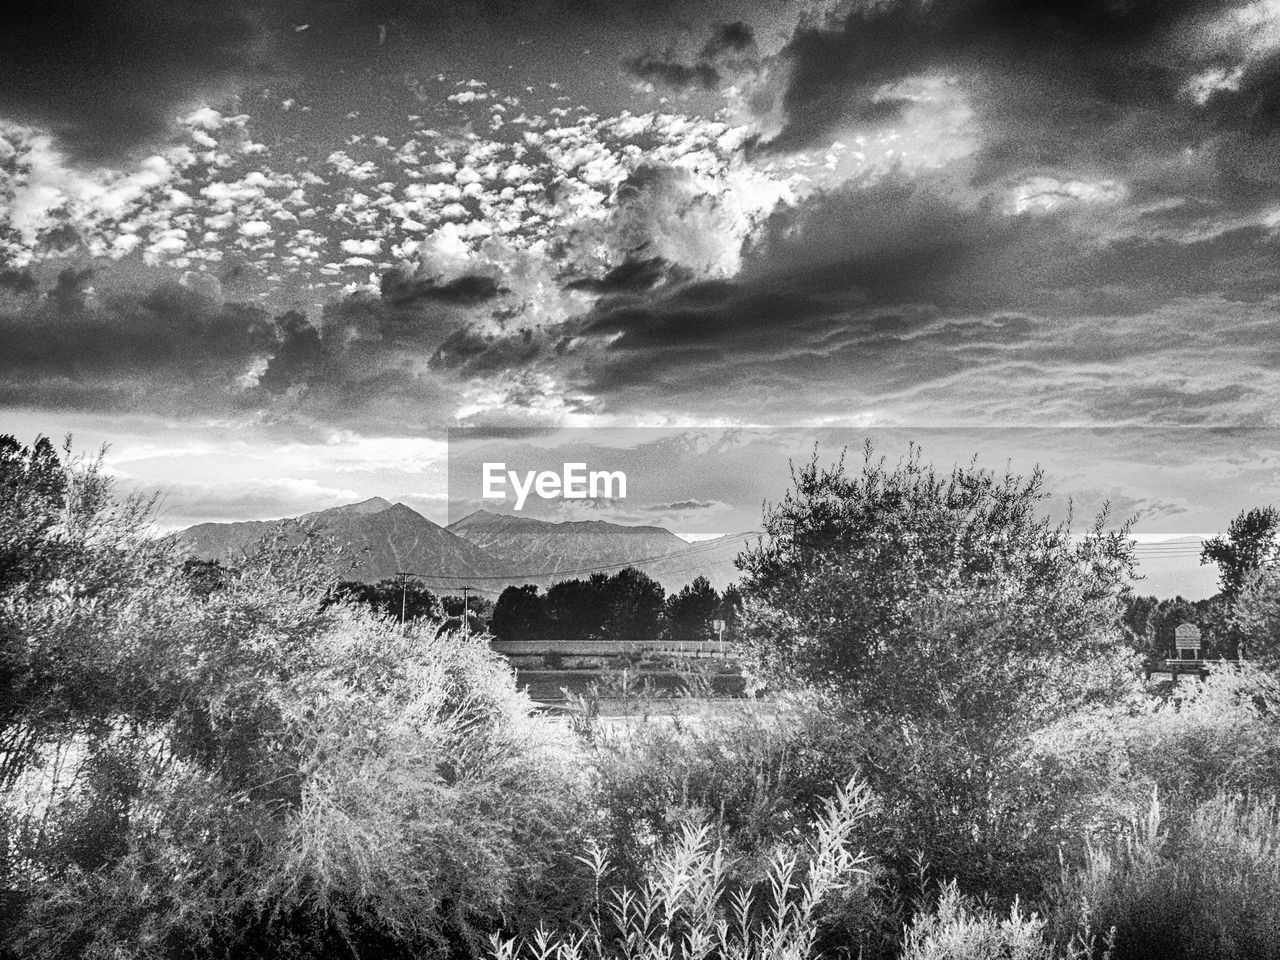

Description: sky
[4,0,1280,596]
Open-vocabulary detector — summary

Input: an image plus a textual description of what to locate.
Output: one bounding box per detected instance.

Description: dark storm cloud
[628,57,722,91]
[545,171,1280,423]
[701,22,756,60]
[2,277,275,373]
[0,267,483,432]
[754,0,1280,196]
[429,324,565,377]
[0,268,38,297]
[563,257,684,295]
[47,267,95,315]
[626,20,760,91]
[249,273,497,425]
[0,0,716,161]
[0,274,277,412]
[379,268,503,307]
[0,0,261,161]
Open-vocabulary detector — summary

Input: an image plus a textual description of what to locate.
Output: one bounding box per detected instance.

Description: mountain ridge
[446,509,690,579]
[179,498,507,590]
[179,500,749,594]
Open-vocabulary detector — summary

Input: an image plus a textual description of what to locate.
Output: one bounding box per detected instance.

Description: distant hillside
[182,501,757,595]
[447,510,688,578]
[639,531,759,592]
[180,498,508,590]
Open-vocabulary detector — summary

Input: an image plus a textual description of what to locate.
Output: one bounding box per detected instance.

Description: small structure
[1148,621,1209,686]
[1174,622,1202,661]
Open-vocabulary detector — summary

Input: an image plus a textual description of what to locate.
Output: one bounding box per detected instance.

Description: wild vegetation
[3,434,1280,960]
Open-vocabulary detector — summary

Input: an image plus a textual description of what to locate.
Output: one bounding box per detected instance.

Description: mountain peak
[343,496,394,514]
[384,501,428,519]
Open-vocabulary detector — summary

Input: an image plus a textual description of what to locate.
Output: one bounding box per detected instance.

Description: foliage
[900,880,1108,960]
[538,568,667,643]
[334,576,442,622]
[0,435,593,960]
[1120,594,1230,665]
[1051,791,1280,960]
[735,442,1136,702]
[731,443,1141,903]
[492,584,549,642]
[12,430,1280,960]
[490,779,873,960]
[1022,663,1280,843]
[1200,505,1280,601]
[664,577,720,642]
[1229,564,1280,667]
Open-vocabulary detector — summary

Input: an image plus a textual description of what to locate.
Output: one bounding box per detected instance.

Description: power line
[397,531,1214,588]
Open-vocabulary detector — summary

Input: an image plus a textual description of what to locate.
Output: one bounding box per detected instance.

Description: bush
[734,442,1135,701]
[0,438,593,959]
[1051,791,1280,960]
[490,779,873,960]
[901,881,1096,960]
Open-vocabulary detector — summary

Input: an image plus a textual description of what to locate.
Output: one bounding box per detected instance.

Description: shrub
[1051,791,1280,960]
[490,779,873,960]
[900,880,1101,960]
[1,439,593,959]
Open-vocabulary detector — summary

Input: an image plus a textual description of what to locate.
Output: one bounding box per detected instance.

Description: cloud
[0,267,37,295]
[149,476,365,526]
[750,0,1280,205]
[642,499,726,512]
[526,169,1280,426]
[0,265,506,433]
[626,20,761,92]
[563,256,685,295]
[379,268,503,307]
[701,22,756,60]
[628,57,722,91]
[0,0,261,161]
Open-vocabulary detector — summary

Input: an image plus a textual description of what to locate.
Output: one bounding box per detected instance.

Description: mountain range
[179,500,750,594]
[180,499,1210,599]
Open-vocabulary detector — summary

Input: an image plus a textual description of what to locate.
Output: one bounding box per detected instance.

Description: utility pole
[460,585,472,639]
[396,571,410,624]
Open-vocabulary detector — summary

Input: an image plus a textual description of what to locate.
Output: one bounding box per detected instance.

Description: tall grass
[490,779,872,960]
[901,880,1113,960]
[1052,791,1280,960]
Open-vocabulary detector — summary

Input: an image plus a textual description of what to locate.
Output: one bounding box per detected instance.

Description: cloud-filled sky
[3,0,1280,587]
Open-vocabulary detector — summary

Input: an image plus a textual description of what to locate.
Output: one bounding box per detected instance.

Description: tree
[543,577,607,641]
[1230,566,1280,666]
[733,442,1140,900]
[491,584,547,642]
[540,568,666,642]
[736,442,1136,708]
[0,434,67,596]
[718,583,744,635]
[1201,506,1280,601]
[1122,593,1230,665]
[333,577,441,622]
[664,576,720,641]
[440,593,493,635]
[600,567,666,642]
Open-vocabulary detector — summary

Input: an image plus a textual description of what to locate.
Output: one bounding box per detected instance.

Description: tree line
[1122,505,1280,668]
[488,570,742,644]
